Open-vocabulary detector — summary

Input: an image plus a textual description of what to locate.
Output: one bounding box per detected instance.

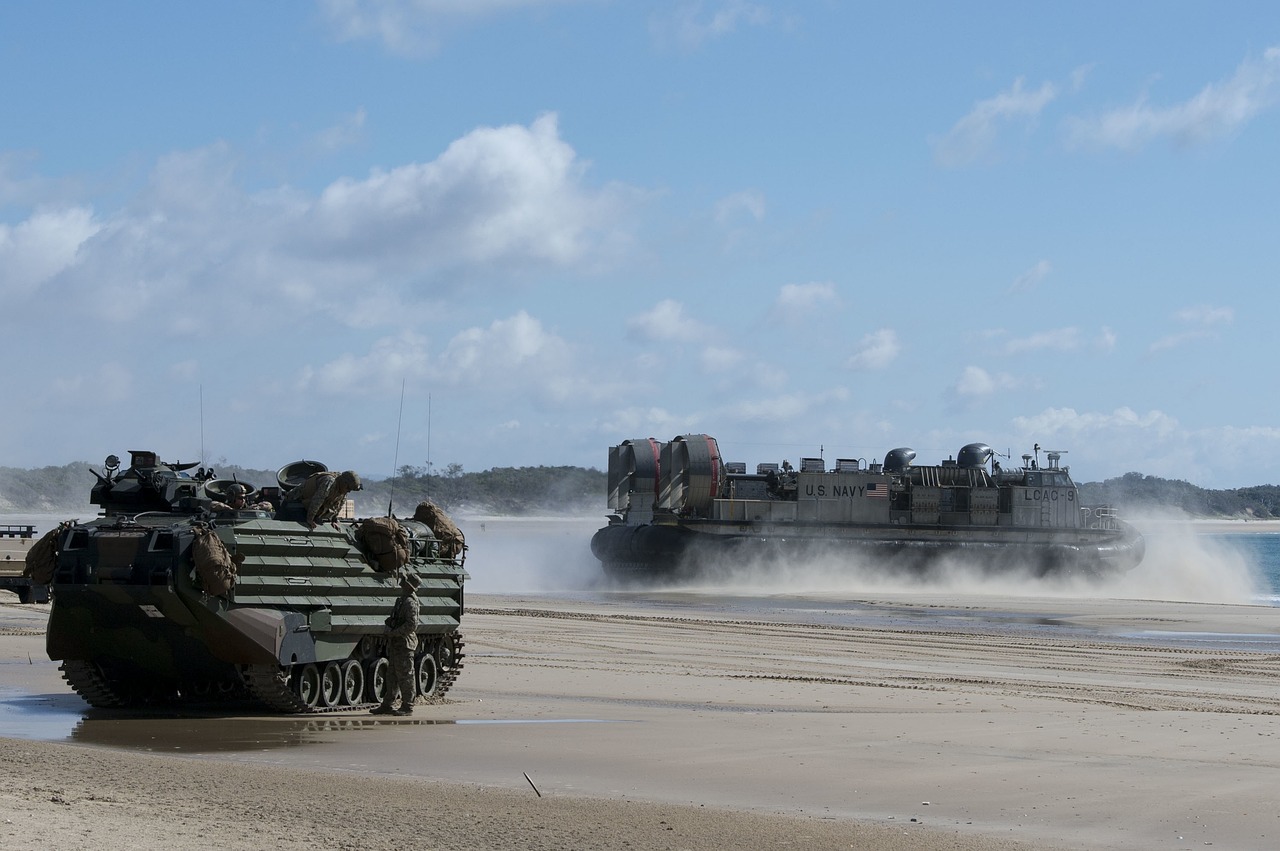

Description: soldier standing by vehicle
[282,470,362,529]
[371,570,420,716]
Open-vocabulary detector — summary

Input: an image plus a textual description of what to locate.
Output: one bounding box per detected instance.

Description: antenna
[199,384,205,466]
[425,393,432,500]
[387,378,405,516]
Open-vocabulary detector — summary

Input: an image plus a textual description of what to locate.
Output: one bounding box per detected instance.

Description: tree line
[2,460,1279,519]
[0,460,608,515]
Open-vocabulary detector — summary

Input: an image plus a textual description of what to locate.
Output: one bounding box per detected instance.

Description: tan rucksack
[192,524,242,596]
[23,522,69,584]
[412,500,465,559]
[358,516,410,572]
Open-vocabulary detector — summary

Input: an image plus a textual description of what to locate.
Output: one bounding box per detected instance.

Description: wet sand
[3,587,1280,850]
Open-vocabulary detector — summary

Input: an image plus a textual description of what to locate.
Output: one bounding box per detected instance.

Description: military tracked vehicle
[43,450,467,713]
[592,434,1144,580]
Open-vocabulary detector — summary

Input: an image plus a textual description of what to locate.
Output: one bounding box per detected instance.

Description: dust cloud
[455,515,604,594]
[601,508,1269,607]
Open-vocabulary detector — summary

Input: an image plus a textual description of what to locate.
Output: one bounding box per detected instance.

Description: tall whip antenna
[199,384,205,466]
[425,393,432,500]
[387,378,406,516]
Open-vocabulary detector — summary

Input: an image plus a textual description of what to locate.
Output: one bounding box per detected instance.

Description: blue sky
[2,1,1278,489]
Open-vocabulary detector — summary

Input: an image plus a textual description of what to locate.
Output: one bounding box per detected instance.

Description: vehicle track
[468,605,1280,715]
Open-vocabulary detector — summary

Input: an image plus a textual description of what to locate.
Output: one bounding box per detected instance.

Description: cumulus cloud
[9,115,636,334]
[1066,45,1280,150]
[720,386,849,424]
[933,78,1058,167]
[598,406,696,440]
[627,299,714,344]
[1013,406,1180,438]
[701,345,745,372]
[47,361,135,406]
[845,328,899,370]
[312,107,368,154]
[950,365,1022,402]
[1176,304,1234,325]
[713,189,766,225]
[1009,259,1051,293]
[299,330,434,396]
[0,152,75,207]
[318,0,585,57]
[770,281,839,325]
[304,112,627,272]
[0,206,99,298]
[650,1,772,51]
[1004,327,1081,355]
[1003,407,1280,486]
[302,311,610,406]
[1149,303,1234,352]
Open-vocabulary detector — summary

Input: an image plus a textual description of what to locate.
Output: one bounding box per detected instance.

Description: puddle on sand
[0,689,88,741]
[0,686,622,754]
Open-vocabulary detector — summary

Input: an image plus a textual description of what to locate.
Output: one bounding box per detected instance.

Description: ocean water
[6,512,1280,606]
[1207,532,1280,604]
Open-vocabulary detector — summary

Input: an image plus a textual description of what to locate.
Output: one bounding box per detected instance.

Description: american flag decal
[866,482,887,498]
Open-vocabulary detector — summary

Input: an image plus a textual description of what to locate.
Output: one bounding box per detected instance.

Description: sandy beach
[3,578,1280,850]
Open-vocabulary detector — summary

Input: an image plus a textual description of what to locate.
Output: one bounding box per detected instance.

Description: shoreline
[4,590,1280,849]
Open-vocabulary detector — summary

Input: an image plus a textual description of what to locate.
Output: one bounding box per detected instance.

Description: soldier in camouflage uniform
[283,470,362,530]
[211,483,272,513]
[371,570,420,716]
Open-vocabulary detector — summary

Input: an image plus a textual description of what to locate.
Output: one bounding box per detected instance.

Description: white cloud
[1009,259,1051,293]
[47,362,135,405]
[0,152,74,207]
[598,406,694,439]
[720,387,849,424]
[312,107,368,154]
[713,189,766,225]
[1066,45,1280,150]
[1175,304,1234,325]
[1149,304,1234,352]
[701,345,744,372]
[305,113,629,272]
[627,299,714,344]
[771,281,839,325]
[650,1,772,51]
[0,206,99,297]
[933,78,1058,167]
[1005,408,1280,486]
[1148,330,1211,353]
[300,330,434,396]
[301,311,612,407]
[318,0,585,57]
[951,365,1021,401]
[1013,406,1180,438]
[6,115,637,335]
[845,328,899,371]
[1004,327,1080,355]
[440,312,619,404]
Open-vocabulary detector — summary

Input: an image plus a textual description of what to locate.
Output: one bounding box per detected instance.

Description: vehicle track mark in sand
[469,606,1280,715]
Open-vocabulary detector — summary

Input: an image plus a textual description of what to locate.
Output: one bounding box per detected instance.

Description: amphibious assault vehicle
[591,434,1144,580]
[41,450,467,713]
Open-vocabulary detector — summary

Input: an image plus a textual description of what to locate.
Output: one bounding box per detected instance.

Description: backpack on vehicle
[23,522,69,584]
[358,516,410,573]
[192,523,242,596]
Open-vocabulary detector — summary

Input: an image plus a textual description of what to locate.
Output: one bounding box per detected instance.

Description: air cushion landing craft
[591,434,1145,580]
